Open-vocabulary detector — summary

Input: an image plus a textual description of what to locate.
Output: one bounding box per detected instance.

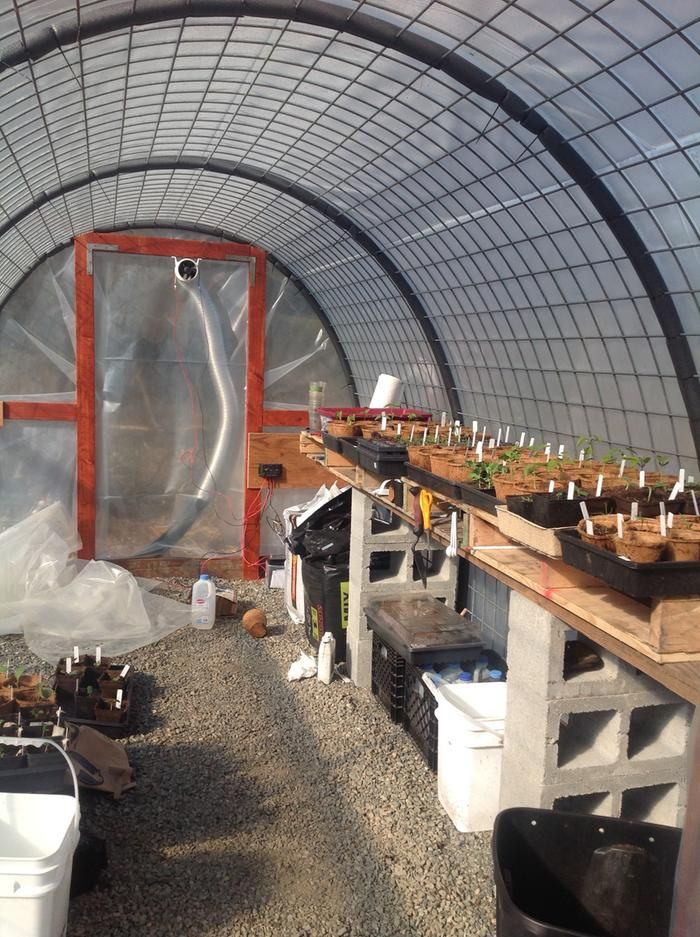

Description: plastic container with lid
[191,573,216,630]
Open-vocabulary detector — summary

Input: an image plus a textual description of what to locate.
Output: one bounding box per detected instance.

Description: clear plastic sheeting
[0,422,76,531]
[264,265,353,409]
[0,503,191,660]
[93,251,248,559]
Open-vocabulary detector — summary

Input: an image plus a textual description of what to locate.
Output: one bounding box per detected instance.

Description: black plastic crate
[556,529,700,598]
[402,661,438,771]
[371,633,406,724]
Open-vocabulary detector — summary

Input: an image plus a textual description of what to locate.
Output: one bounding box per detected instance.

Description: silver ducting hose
[134,275,238,556]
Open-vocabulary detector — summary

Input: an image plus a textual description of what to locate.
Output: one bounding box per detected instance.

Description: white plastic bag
[287,651,317,682]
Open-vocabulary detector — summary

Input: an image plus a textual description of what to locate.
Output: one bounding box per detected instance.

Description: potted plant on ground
[95,698,128,724]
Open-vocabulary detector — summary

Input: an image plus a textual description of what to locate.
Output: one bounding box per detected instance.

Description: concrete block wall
[346,488,458,688]
[500,592,694,827]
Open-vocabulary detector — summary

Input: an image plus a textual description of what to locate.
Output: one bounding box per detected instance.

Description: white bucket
[431,680,507,833]
[368,373,401,408]
[0,738,80,937]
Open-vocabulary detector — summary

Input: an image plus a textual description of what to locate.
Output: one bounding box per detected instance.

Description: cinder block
[346,628,373,689]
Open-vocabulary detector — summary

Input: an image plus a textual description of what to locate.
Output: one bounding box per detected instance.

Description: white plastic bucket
[432,681,507,833]
[0,738,80,937]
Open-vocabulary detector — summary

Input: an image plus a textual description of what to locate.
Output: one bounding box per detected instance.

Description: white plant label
[528,437,535,448]
[660,501,667,516]
[505,425,510,442]
[692,490,699,516]
[396,422,401,436]
[441,411,447,427]
[65,657,72,675]
[585,519,594,536]
[116,689,123,709]
[73,645,79,661]
[434,426,439,443]
[548,479,555,493]
[476,440,483,462]
[580,502,590,521]
[422,427,428,445]
[96,646,102,665]
[639,470,645,488]
[558,444,565,459]
[119,664,130,678]
[481,426,486,442]
[618,459,626,478]
[409,425,415,443]
[454,420,461,429]
[669,483,680,501]
[567,481,575,500]
[456,426,462,441]
[488,438,495,449]
[660,514,667,537]
[518,432,525,448]
[679,468,685,492]
[596,474,603,497]
[616,513,624,539]
[578,449,585,465]
[447,428,452,446]
[472,420,478,438]
[668,512,674,529]
[381,413,387,431]
[631,502,639,520]
[544,443,551,460]
[496,428,502,447]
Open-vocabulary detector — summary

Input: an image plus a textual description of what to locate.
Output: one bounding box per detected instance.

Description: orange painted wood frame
[73,233,277,575]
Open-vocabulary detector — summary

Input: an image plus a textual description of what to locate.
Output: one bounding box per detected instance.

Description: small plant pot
[0,698,17,717]
[577,515,621,552]
[74,693,98,719]
[407,446,432,470]
[21,721,55,739]
[98,674,128,699]
[13,687,40,706]
[95,700,129,724]
[665,530,700,562]
[17,673,41,689]
[324,420,357,438]
[445,460,471,482]
[23,703,58,722]
[54,672,82,699]
[429,448,453,475]
[614,531,666,564]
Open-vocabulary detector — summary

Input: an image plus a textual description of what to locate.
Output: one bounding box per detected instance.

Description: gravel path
[1,579,496,937]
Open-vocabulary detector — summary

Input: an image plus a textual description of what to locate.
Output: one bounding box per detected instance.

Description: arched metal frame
[0,0,697,456]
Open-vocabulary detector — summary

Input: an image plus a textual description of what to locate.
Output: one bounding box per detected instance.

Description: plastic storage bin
[492,807,681,937]
[0,737,80,937]
[371,633,406,723]
[430,679,506,832]
[402,661,438,771]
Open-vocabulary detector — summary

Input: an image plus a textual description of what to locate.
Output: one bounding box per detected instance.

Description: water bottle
[473,657,490,682]
[317,631,336,684]
[191,574,216,629]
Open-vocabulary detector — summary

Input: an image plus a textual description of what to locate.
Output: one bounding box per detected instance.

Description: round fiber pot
[494,477,529,500]
[626,518,661,534]
[429,449,453,475]
[577,515,620,552]
[614,530,665,563]
[445,460,471,483]
[325,420,356,438]
[673,515,700,530]
[407,446,432,470]
[665,529,700,562]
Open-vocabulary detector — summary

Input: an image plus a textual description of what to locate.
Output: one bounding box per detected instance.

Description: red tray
[318,406,432,420]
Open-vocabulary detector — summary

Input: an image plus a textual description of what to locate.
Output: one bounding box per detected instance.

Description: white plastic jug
[317,631,336,685]
[191,574,216,629]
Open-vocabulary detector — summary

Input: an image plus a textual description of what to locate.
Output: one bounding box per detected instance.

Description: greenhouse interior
[0,2,698,935]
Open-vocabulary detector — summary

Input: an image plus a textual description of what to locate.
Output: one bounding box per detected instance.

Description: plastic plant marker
[639,470,645,488]
[692,491,699,516]
[481,426,486,442]
[518,432,525,447]
[488,438,495,449]
[505,425,510,442]
[558,444,565,458]
[434,426,439,443]
[496,428,502,447]
[580,502,590,521]
[618,459,626,477]
[679,468,685,491]
[631,502,639,520]
[454,420,461,429]
[422,427,428,445]
[396,422,401,436]
[65,657,71,675]
[585,519,594,536]
[579,449,585,465]
[472,420,478,438]
[668,512,674,529]
[670,483,680,501]
[660,514,667,537]
[596,474,604,497]
[409,426,415,443]
[660,501,667,516]
[119,664,130,678]
[544,443,551,460]
[447,428,452,446]
[548,479,555,493]
[567,481,575,500]
[617,513,624,539]
[381,413,387,431]
[456,426,462,441]
[96,646,102,665]
[116,689,123,709]
[73,646,79,661]
[441,412,447,427]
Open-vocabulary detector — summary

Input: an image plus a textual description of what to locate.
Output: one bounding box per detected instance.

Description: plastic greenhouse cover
[0,504,190,660]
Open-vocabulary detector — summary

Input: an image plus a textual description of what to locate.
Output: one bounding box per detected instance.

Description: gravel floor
[1,578,496,937]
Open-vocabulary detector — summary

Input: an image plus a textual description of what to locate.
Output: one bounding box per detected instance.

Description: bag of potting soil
[302,556,349,662]
[288,488,352,558]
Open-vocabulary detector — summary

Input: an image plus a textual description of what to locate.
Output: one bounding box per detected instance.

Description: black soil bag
[289,490,351,660]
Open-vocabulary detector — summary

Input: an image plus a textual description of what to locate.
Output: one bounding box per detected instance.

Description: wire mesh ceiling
[0,0,697,461]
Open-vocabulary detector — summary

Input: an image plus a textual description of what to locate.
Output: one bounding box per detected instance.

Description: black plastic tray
[457,483,502,516]
[338,436,361,463]
[556,529,700,598]
[321,431,344,454]
[406,464,462,501]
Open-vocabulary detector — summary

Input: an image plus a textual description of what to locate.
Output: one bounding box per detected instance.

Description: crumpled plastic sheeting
[0,504,191,661]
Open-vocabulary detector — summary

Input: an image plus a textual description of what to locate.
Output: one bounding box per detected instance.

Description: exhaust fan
[174,257,200,282]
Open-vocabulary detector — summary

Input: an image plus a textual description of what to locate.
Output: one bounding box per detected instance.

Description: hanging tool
[410,487,433,588]
[446,507,459,558]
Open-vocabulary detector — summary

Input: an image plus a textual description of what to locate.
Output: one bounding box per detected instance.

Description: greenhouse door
[74,234,266,570]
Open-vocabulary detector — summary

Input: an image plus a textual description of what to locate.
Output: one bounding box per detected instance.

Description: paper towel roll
[369,373,401,408]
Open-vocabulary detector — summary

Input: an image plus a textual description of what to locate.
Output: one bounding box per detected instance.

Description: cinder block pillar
[500,593,694,826]
[346,488,458,688]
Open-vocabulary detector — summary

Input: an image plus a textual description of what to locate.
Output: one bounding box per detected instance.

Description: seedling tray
[530,493,614,529]
[495,505,572,559]
[556,529,700,599]
[356,439,407,478]
[406,464,462,501]
[457,483,502,516]
[338,436,360,462]
[321,432,344,454]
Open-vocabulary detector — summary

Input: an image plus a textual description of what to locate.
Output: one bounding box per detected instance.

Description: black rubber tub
[493,807,680,937]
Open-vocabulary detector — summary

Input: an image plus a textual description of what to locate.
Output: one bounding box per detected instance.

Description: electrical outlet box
[258,463,283,479]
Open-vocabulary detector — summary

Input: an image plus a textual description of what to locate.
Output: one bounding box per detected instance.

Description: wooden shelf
[304,437,700,703]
